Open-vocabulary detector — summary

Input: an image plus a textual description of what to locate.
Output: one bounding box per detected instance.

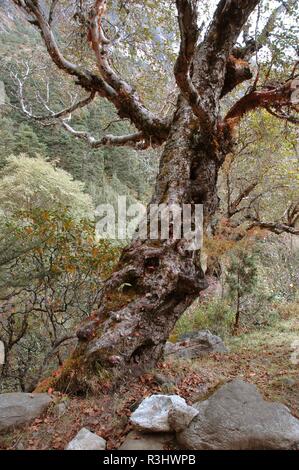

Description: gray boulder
[130,394,197,433]
[165,330,228,360]
[119,431,175,450]
[177,378,299,450]
[0,392,52,432]
[168,402,198,432]
[65,428,106,450]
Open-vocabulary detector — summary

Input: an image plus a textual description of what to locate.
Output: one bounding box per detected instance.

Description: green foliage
[219,110,298,226]
[226,250,258,300]
[0,206,120,392]
[13,123,47,157]
[173,299,235,340]
[0,155,121,392]
[0,117,15,168]
[0,154,94,219]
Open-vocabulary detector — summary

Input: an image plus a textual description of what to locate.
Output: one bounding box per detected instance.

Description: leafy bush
[0,156,120,392]
[172,299,235,340]
[0,154,94,219]
[0,208,120,392]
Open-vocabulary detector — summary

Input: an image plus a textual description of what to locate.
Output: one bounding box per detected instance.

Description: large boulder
[177,379,299,450]
[165,330,228,360]
[119,431,175,450]
[65,428,106,450]
[0,392,52,432]
[130,394,198,433]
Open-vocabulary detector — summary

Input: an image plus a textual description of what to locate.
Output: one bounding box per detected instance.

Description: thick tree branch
[233,0,296,62]
[174,0,211,131]
[220,0,298,98]
[12,0,170,144]
[175,1,260,126]
[224,78,299,124]
[192,0,260,127]
[203,0,260,57]
[246,202,299,236]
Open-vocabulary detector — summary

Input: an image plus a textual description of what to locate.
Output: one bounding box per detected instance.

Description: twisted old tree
[11,0,298,392]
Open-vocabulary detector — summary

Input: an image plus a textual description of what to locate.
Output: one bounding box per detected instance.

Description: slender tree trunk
[233,268,241,335]
[44,96,228,394]
[233,288,241,335]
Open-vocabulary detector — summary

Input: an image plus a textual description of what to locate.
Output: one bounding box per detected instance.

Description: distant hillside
[0,0,30,33]
[0,0,158,208]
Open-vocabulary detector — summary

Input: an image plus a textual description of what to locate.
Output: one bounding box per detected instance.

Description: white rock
[65,428,106,450]
[130,394,196,432]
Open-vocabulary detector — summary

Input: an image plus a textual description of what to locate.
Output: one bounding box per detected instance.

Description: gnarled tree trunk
[11,0,296,393]
[49,96,229,393]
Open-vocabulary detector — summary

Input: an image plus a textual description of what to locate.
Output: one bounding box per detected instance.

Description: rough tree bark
[11,0,298,393]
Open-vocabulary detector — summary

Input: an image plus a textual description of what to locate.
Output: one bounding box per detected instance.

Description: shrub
[172,299,235,340]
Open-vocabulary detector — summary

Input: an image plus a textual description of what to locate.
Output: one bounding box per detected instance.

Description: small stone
[53,402,68,418]
[119,431,175,450]
[65,428,106,450]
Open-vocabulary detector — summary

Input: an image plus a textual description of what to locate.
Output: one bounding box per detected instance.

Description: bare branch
[285,202,299,227]
[11,63,150,149]
[61,120,148,149]
[12,67,96,121]
[228,180,259,217]
[248,221,299,236]
[265,106,299,125]
[247,201,299,236]
[11,0,170,143]
[224,78,299,124]
[48,0,58,25]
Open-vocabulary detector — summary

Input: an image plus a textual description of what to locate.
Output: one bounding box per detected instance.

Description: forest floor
[1,315,298,450]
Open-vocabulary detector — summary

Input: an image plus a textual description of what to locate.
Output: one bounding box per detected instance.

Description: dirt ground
[1,316,298,450]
